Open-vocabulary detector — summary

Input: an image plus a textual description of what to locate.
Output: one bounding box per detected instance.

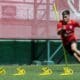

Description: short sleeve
[71,20,80,27]
[57,21,62,31]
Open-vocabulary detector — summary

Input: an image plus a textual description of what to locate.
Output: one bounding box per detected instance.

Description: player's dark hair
[62,10,70,16]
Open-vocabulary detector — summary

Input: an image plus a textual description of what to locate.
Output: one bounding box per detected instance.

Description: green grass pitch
[0,64,80,80]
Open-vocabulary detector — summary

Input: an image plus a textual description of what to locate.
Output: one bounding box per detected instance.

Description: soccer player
[57,10,80,62]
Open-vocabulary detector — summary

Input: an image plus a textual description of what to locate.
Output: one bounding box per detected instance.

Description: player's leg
[71,42,80,56]
[73,53,80,62]
[64,41,80,62]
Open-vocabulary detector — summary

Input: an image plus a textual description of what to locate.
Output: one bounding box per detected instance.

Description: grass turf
[0,64,80,80]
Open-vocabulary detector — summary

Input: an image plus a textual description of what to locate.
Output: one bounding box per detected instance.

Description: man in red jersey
[57,10,80,62]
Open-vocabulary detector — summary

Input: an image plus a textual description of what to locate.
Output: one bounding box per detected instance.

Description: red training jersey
[57,20,80,45]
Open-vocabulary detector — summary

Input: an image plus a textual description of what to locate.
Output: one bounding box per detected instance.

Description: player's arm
[57,22,66,35]
[75,22,80,27]
[72,20,80,27]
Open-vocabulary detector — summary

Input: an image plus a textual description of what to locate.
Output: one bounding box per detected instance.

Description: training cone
[0,67,6,75]
[40,67,53,76]
[60,67,73,76]
[12,67,26,76]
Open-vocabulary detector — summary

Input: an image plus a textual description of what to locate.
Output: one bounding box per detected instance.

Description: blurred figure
[57,10,80,62]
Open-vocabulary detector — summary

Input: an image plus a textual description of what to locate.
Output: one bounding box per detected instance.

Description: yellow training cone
[12,67,26,76]
[40,67,53,76]
[0,67,6,75]
[60,67,73,76]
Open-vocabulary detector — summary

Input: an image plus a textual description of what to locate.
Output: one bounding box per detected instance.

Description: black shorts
[64,40,77,55]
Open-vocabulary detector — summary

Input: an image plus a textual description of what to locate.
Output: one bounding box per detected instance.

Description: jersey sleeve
[72,20,80,27]
[57,21,62,31]
[57,21,63,35]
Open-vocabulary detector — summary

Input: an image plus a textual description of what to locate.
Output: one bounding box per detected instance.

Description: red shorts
[63,40,77,55]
